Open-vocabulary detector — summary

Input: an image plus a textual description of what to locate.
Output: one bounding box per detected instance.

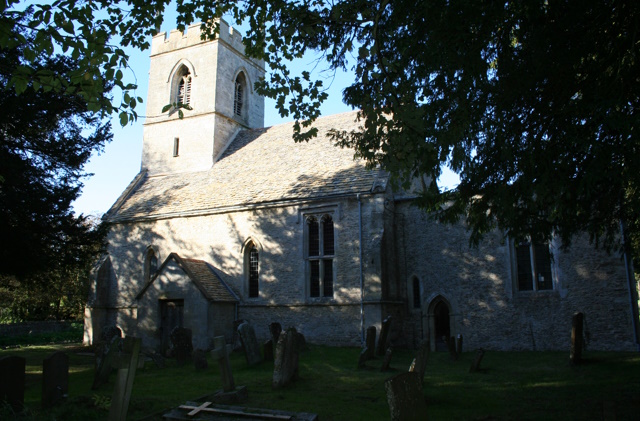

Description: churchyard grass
[1,344,639,420]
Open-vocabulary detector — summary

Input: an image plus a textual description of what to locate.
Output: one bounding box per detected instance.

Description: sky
[71,7,459,216]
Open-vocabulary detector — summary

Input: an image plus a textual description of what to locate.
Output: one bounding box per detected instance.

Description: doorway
[428,296,452,351]
[160,299,184,355]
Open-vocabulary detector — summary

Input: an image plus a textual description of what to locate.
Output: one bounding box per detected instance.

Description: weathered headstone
[232,319,247,350]
[237,322,262,366]
[94,325,123,371]
[42,351,69,409]
[108,336,142,421]
[358,347,369,369]
[210,336,248,403]
[273,328,300,389]
[193,349,208,371]
[170,327,193,366]
[455,334,463,355]
[269,322,282,343]
[408,339,429,385]
[263,339,274,362]
[570,312,584,365]
[144,350,166,369]
[381,347,394,372]
[448,336,458,361]
[92,335,122,390]
[365,326,376,360]
[469,349,485,373]
[0,355,25,413]
[384,371,427,421]
[377,316,393,356]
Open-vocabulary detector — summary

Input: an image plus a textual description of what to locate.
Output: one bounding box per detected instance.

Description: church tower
[141,20,265,176]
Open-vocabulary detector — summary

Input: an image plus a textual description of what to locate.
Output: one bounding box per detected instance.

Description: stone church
[83,20,640,353]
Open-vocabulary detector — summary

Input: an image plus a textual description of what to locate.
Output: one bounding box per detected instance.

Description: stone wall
[395,201,638,351]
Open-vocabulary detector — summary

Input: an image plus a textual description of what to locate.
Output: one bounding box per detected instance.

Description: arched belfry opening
[234,71,247,119]
[428,295,452,351]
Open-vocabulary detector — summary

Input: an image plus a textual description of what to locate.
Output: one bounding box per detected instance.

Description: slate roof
[136,253,238,302]
[106,111,388,222]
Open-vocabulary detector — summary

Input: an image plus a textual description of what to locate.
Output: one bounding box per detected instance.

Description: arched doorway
[428,296,452,351]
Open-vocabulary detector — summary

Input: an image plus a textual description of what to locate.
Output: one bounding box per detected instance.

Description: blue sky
[71,6,459,216]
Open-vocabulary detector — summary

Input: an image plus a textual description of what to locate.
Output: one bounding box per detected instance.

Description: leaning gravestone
[42,351,69,409]
[0,355,25,413]
[210,336,248,403]
[263,339,274,362]
[108,336,142,421]
[408,339,429,386]
[273,328,300,389]
[269,322,282,343]
[570,312,584,365]
[237,322,262,366]
[365,326,376,360]
[358,347,369,369]
[94,325,123,372]
[377,316,393,357]
[170,327,193,366]
[385,371,427,421]
[92,335,122,390]
[381,347,394,372]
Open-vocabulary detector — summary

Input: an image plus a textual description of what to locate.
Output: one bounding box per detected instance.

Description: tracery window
[515,241,554,291]
[306,214,335,298]
[234,72,246,118]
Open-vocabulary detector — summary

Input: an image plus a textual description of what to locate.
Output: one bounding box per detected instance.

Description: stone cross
[108,336,142,421]
[211,336,235,392]
[377,316,393,357]
[384,371,427,420]
[238,322,262,366]
[42,351,68,409]
[570,312,584,365]
[0,355,25,413]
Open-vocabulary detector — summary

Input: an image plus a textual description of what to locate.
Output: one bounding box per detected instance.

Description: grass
[1,343,639,420]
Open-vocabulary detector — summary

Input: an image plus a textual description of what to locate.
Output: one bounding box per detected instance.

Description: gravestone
[570,312,584,365]
[273,328,300,389]
[408,339,429,386]
[269,322,282,343]
[108,336,142,421]
[233,319,247,350]
[365,326,376,360]
[297,332,308,351]
[42,351,69,409]
[237,322,262,366]
[193,349,208,371]
[263,339,274,362]
[170,327,193,366]
[0,355,25,413]
[381,347,394,372]
[210,336,248,403]
[384,371,427,421]
[377,316,393,356]
[469,349,485,373]
[94,325,122,371]
[455,334,463,355]
[92,335,122,389]
[144,350,166,369]
[448,336,459,361]
[357,347,369,369]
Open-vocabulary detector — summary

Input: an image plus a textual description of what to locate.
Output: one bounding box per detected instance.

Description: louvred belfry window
[177,72,191,106]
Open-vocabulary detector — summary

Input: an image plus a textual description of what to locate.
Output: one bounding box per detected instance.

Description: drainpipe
[620,220,640,351]
[358,193,365,346]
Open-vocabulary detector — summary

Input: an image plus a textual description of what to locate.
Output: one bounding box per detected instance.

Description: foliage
[3,1,639,250]
[0,322,83,347]
[0,17,108,286]
[1,344,639,420]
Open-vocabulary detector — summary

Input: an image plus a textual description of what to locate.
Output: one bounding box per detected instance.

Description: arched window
[177,70,192,106]
[306,214,335,298]
[246,242,259,298]
[144,248,158,283]
[234,72,246,118]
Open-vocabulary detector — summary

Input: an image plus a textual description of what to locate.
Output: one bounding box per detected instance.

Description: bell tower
[141,20,265,176]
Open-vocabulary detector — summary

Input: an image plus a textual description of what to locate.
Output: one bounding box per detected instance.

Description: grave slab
[42,351,69,409]
[162,402,318,420]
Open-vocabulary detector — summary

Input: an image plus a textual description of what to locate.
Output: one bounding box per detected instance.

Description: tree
[0,18,110,280]
[3,0,639,251]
